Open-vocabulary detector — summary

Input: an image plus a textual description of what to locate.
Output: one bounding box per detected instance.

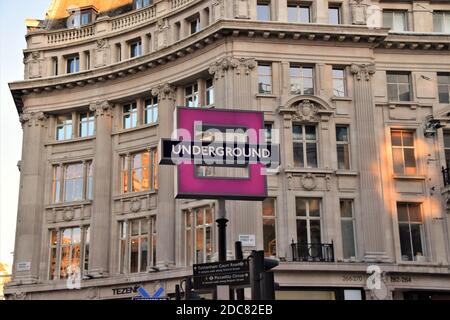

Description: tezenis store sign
[159,107,279,200]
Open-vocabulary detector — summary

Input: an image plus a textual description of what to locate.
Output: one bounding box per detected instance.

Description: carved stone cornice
[151,83,176,101]
[89,100,113,117]
[19,111,48,127]
[208,56,256,79]
[351,63,376,81]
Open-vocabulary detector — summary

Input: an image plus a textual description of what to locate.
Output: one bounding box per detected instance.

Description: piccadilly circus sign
[159,107,280,200]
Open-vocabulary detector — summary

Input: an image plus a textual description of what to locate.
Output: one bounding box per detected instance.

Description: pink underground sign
[160,107,270,201]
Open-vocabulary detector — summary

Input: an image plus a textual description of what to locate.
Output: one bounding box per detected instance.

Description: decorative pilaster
[11,111,48,285]
[351,63,387,262]
[93,39,110,68]
[212,0,225,21]
[24,51,44,79]
[154,84,176,270]
[87,100,113,278]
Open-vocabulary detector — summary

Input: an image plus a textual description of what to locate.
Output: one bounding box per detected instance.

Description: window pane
[392,148,404,174]
[205,227,212,262]
[306,143,318,168]
[337,145,350,169]
[398,84,411,101]
[293,125,303,140]
[399,224,412,261]
[288,5,297,22]
[341,220,356,259]
[257,4,270,21]
[296,198,307,217]
[329,7,340,24]
[263,198,275,217]
[403,148,416,174]
[296,219,307,243]
[410,224,424,259]
[391,131,402,146]
[305,126,316,140]
[444,131,450,148]
[263,219,276,257]
[397,203,409,222]
[402,132,414,147]
[340,200,353,218]
[130,238,139,273]
[293,142,304,167]
[140,237,148,272]
[309,199,321,217]
[300,6,310,23]
[408,204,422,223]
[336,126,348,142]
[310,220,321,243]
[196,228,204,263]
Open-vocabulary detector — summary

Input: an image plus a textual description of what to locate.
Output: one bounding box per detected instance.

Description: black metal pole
[235,241,245,300]
[217,199,228,262]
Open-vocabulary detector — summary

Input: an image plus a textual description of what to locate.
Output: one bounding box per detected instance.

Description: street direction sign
[193,260,250,290]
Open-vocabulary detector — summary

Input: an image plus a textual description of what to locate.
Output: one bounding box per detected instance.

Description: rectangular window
[56,114,73,141]
[79,112,95,137]
[257,1,271,21]
[206,78,215,106]
[119,217,156,274]
[433,11,450,33]
[81,11,92,25]
[53,162,93,203]
[185,83,199,108]
[296,198,321,244]
[262,198,277,257]
[438,72,450,104]
[328,5,341,25]
[134,0,152,10]
[387,72,412,102]
[144,96,158,125]
[336,125,350,170]
[293,124,318,168]
[64,163,85,203]
[383,10,408,31]
[190,17,201,34]
[290,65,314,95]
[49,226,90,280]
[265,123,273,143]
[340,200,356,260]
[123,102,138,129]
[332,68,346,97]
[66,56,80,74]
[288,3,311,23]
[258,63,273,94]
[391,130,416,175]
[185,206,215,265]
[444,131,450,168]
[130,40,142,58]
[397,203,425,262]
[121,149,158,194]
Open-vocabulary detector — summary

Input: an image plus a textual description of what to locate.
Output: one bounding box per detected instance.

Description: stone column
[351,63,387,262]
[152,84,177,270]
[120,41,128,61]
[57,55,65,75]
[87,101,114,278]
[12,111,48,285]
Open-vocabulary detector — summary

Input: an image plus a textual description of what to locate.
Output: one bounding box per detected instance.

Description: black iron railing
[443,167,450,186]
[291,241,335,262]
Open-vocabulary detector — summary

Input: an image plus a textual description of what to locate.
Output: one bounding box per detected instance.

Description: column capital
[89,100,113,117]
[151,83,176,101]
[208,56,257,79]
[19,110,48,127]
[351,63,376,81]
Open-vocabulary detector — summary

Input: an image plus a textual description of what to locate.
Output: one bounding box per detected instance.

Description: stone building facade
[5,0,450,300]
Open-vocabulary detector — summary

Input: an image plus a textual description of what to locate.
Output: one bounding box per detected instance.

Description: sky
[0,0,52,267]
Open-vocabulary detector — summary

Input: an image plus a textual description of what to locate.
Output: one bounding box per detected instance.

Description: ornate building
[6,0,450,300]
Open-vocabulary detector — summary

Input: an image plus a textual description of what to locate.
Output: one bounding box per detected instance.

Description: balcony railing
[291,241,335,263]
[47,25,95,44]
[442,167,450,186]
[170,0,195,10]
[111,5,157,31]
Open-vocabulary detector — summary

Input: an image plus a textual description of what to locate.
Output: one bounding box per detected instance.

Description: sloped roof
[46,0,133,19]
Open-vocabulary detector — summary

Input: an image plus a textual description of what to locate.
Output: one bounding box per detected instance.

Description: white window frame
[340,199,357,260]
[290,65,314,95]
[144,96,159,125]
[295,198,322,244]
[123,102,138,129]
[293,124,318,168]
